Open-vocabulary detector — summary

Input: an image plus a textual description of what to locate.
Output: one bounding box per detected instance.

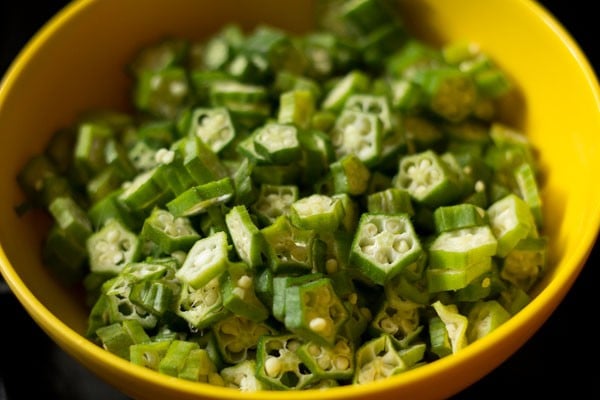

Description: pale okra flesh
[15,0,550,392]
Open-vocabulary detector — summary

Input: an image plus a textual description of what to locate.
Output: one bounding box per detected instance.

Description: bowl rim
[1,0,600,399]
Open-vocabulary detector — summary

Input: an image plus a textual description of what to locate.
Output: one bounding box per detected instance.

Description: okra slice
[16,154,60,207]
[118,166,172,212]
[426,257,492,293]
[487,193,536,257]
[330,109,383,166]
[212,314,275,364]
[353,334,406,385]
[42,224,88,284]
[514,162,543,228]
[73,122,113,182]
[333,193,360,233]
[428,316,452,358]
[176,231,229,289]
[96,322,139,360]
[370,297,422,345]
[209,80,271,126]
[253,122,301,164]
[87,219,141,275]
[261,215,316,274]
[367,187,415,215]
[398,342,426,368]
[48,196,93,246]
[176,278,230,330]
[221,360,271,391]
[430,300,468,355]
[252,184,299,226]
[128,37,188,76]
[344,94,393,135]
[297,129,335,185]
[274,71,322,102]
[256,334,316,390]
[220,261,270,322]
[466,300,510,343]
[86,168,124,205]
[179,348,223,384]
[297,336,354,380]
[175,135,228,185]
[225,205,264,268]
[88,189,144,231]
[284,277,349,345]
[350,213,423,285]
[272,274,325,322]
[321,70,370,112]
[44,126,77,174]
[158,339,199,377]
[433,203,488,234]
[102,275,158,329]
[427,225,497,269]
[330,153,371,196]
[499,283,531,316]
[130,340,172,370]
[187,107,236,154]
[394,149,461,207]
[166,177,234,217]
[134,67,191,119]
[340,0,399,36]
[141,208,201,254]
[500,236,547,292]
[129,279,175,317]
[278,89,316,130]
[411,66,477,122]
[289,194,344,232]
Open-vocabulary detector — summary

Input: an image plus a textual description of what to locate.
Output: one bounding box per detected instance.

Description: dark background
[0,1,597,399]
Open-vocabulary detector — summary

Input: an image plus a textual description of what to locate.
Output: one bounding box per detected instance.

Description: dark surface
[0,1,598,399]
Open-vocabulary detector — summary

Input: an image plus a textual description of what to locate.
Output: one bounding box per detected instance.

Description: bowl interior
[1,0,599,399]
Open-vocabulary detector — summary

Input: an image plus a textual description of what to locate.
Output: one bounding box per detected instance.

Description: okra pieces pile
[16,0,547,391]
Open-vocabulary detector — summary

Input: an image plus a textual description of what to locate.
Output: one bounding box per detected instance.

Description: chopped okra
[17,0,551,392]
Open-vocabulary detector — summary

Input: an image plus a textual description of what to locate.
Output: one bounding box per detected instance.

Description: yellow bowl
[1,0,599,399]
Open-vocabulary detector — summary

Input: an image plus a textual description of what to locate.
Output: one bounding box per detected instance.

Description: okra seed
[334,356,350,370]
[393,238,410,253]
[232,287,246,299]
[475,180,485,192]
[287,340,301,351]
[364,222,378,236]
[237,275,253,289]
[317,354,331,370]
[309,317,329,333]
[264,357,282,377]
[325,259,338,274]
[309,344,321,357]
[204,290,218,306]
[384,219,401,233]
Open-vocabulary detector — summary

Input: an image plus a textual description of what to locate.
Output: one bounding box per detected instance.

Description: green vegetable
[15,1,549,391]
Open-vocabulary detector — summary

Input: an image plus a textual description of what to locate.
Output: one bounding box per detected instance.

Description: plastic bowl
[1,0,599,399]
